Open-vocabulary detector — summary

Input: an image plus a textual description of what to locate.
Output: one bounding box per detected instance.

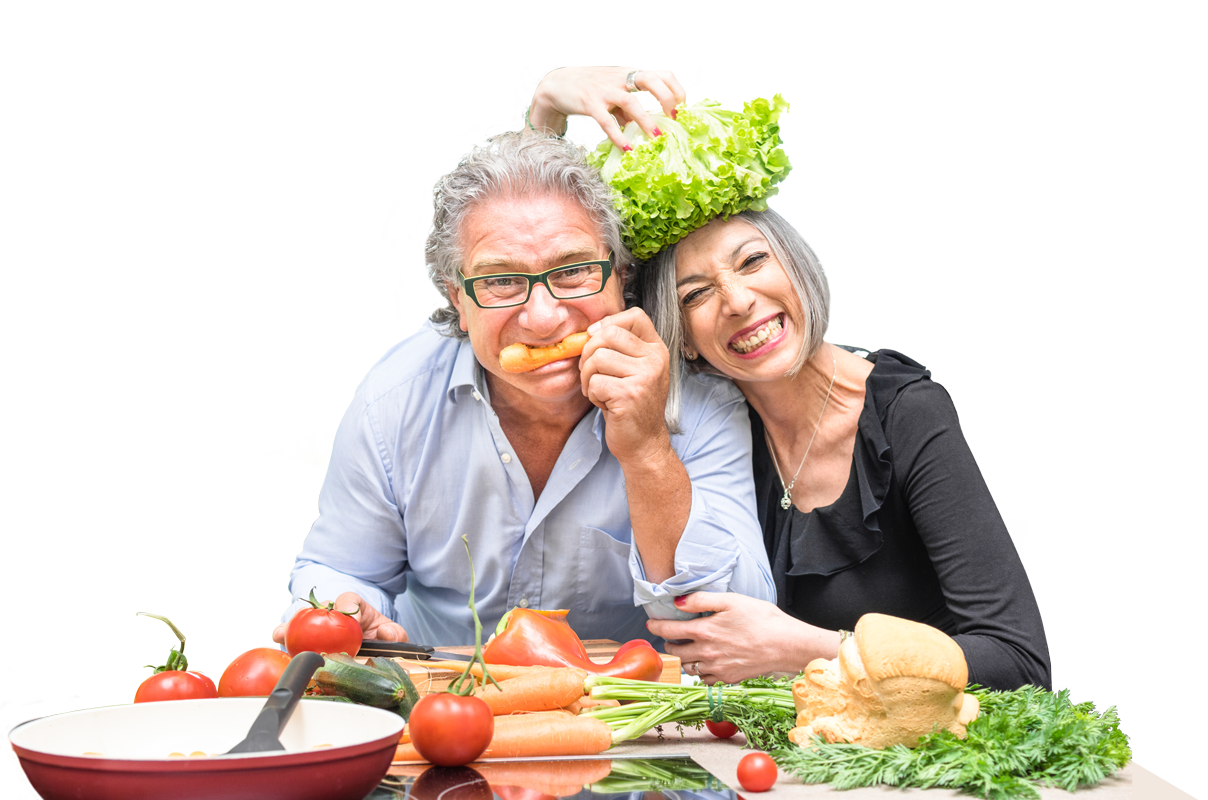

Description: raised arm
[528,66,686,148]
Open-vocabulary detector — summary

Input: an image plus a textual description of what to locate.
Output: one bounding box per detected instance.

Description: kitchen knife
[357,640,473,661]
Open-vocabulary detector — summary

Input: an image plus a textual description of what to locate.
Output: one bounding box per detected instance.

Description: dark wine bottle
[1038,430,1077,555]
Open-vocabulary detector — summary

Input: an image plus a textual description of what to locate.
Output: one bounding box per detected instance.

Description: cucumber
[314,653,421,719]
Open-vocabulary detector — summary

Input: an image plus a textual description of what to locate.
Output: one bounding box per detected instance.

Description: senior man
[274,131,773,648]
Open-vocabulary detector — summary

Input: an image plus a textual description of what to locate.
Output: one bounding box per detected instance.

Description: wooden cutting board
[389,640,680,696]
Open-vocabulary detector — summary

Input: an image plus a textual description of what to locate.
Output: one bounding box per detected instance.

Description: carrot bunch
[393,665,617,763]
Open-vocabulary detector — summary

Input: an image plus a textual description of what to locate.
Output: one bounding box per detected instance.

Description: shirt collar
[448,338,486,402]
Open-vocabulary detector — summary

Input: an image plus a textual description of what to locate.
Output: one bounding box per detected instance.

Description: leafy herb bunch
[774,685,1131,800]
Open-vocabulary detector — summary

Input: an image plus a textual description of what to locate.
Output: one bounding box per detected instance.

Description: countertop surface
[606,724,1153,799]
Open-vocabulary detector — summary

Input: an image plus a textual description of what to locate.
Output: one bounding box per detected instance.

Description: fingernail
[674,595,687,607]
[671,109,678,120]
[622,144,633,152]
[587,321,601,335]
[653,127,662,137]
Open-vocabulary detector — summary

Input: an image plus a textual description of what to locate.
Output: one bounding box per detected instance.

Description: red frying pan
[10,696,404,800]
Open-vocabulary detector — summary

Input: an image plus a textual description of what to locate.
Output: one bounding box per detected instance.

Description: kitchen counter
[606,724,1150,798]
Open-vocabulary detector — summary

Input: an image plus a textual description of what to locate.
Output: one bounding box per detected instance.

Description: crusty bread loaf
[789,613,978,750]
[854,613,968,689]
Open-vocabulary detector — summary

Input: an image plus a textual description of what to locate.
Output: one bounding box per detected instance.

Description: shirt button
[501,453,512,464]
[472,390,482,401]
[518,597,529,608]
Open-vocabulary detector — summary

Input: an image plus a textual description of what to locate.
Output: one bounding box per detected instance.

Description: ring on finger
[685,661,699,676]
[626,70,641,93]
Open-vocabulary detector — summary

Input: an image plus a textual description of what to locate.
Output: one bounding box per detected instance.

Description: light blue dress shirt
[286,323,774,647]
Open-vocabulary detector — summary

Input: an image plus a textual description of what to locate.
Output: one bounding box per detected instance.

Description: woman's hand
[646,592,840,684]
[272,591,408,645]
[529,66,686,149]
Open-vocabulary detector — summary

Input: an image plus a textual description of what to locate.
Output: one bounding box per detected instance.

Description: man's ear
[447,282,468,332]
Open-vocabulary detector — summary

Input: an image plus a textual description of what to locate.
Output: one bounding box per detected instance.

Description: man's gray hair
[426,130,634,339]
[639,208,830,432]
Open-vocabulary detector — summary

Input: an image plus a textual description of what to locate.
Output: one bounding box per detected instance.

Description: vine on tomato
[736,752,777,793]
[409,693,494,766]
[135,670,218,702]
[284,587,363,657]
[218,647,292,696]
[705,719,739,739]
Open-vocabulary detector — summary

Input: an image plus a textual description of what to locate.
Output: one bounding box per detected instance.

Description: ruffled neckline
[750,349,931,609]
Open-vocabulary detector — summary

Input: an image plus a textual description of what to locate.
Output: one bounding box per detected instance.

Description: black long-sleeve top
[750,349,1051,691]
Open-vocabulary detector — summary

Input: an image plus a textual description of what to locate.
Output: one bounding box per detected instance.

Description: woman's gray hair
[639,208,830,431]
[426,130,634,339]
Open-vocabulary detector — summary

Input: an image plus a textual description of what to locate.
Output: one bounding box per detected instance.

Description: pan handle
[266,650,324,731]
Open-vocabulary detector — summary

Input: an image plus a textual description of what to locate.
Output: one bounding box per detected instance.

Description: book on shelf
[1063,94,1135,190]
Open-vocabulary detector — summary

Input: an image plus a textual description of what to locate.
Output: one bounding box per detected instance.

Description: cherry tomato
[409,693,494,766]
[736,752,777,793]
[705,719,739,739]
[218,648,292,696]
[134,670,218,703]
[285,588,363,657]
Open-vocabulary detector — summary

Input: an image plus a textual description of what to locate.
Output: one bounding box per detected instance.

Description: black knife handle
[266,650,324,731]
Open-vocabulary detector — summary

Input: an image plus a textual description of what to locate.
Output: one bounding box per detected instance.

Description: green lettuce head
[586,95,791,260]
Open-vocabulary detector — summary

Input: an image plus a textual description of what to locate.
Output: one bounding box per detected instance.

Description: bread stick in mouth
[499,332,589,373]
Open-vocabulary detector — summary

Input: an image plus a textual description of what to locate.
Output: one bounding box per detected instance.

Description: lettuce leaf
[587,95,791,259]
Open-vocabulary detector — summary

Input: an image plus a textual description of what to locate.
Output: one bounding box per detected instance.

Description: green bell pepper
[22,613,201,700]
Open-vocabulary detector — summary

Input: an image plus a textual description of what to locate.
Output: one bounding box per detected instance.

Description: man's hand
[646,592,840,685]
[273,592,409,645]
[529,66,686,149]
[580,308,672,465]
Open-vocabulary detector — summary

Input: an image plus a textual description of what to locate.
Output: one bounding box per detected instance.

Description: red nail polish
[622,144,633,152]
[653,127,662,137]
[671,109,678,120]
[673,595,687,607]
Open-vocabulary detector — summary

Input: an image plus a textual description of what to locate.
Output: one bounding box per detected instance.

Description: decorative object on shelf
[1067,94,1130,190]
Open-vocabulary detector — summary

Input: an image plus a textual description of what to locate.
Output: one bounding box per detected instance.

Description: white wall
[20,323,61,628]
[874,65,985,386]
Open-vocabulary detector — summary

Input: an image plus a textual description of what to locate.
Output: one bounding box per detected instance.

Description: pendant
[780,490,792,510]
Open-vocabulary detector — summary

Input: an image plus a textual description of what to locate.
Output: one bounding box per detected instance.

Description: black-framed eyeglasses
[458,256,614,309]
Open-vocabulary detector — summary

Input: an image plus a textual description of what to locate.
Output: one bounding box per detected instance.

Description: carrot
[473,760,613,795]
[499,332,589,374]
[475,668,585,715]
[423,661,583,682]
[393,711,611,762]
[563,696,620,715]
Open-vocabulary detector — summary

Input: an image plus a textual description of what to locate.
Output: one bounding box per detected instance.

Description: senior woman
[528,67,1051,692]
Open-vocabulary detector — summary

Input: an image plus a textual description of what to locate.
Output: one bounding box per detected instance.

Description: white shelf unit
[913,106,1130,558]
[1048,172,1130,294]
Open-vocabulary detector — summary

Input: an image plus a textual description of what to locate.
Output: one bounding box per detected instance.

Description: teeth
[731,317,783,354]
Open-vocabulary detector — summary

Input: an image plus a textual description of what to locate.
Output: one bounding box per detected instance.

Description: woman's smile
[729,312,786,356]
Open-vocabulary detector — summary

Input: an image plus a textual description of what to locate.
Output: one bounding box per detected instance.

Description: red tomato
[218,648,292,697]
[134,670,219,703]
[736,752,778,793]
[410,766,492,800]
[409,693,494,766]
[284,591,363,657]
[705,719,739,739]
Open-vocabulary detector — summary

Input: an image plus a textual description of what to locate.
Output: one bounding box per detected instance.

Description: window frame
[57,68,519,613]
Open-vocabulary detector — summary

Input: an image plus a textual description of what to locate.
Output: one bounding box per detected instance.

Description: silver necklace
[766,345,837,510]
